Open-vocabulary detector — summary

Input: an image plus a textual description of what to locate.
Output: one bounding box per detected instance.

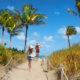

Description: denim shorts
[28,56,33,60]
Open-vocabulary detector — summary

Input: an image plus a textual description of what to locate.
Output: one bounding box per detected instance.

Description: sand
[7,59,47,80]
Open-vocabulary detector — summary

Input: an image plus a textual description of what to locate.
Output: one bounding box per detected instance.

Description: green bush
[0,45,27,66]
[0,45,8,65]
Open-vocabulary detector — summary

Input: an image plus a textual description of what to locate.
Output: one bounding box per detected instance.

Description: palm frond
[14,8,21,15]
[76,0,80,15]
[22,3,47,25]
[67,8,77,15]
[66,26,77,36]
[30,21,46,25]
[32,9,38,14]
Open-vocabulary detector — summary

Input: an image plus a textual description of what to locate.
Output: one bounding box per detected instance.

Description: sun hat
[29,45,33,49]
[36,43,39,45]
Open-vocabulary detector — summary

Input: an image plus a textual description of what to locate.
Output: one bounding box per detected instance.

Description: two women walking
[27,43,41,71]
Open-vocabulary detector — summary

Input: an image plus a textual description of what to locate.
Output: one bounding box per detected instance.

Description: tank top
[28,52,34,57]
[36,45,39,51]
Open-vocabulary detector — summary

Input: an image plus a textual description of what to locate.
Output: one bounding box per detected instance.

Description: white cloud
[39,41,51,49]
[33,32,39,37]
[63,35,72,40]
[58,27,72,40]
[54,11,60,15]
[7,6,15,11]
[29,40,36,45]
[40,42,46,45]
[58,27,66,35]
[76,27,80,33]
[45,44,51,48]
[40,42,46,47]
[44,36,53,41]
[0,39,2,44]
[16,32,25,40]
[58,26,80,35]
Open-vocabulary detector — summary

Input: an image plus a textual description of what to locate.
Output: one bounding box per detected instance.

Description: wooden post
[60,64,64,80]
[9,58,13,70]
[47,59,48,71]
[41,58,44,66]
[47,59,50,72]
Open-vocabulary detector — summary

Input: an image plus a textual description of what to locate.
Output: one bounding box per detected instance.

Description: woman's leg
[28,60,30,69]
[28,60,32,71]
[29,60,32,70]
[36,53,39,60]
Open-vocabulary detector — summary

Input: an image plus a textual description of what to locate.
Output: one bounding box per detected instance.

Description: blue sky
[0,0,80,55]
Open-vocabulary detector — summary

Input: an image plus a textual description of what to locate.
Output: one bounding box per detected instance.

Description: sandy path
[7,59,47,80]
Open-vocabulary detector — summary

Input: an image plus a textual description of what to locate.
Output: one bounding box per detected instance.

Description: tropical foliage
[67,8,77,15]
[0,3,47,66]
[0,10,11,44]
[76,0,80,15]
[67,0,80,16]
[66,26,77,48]
[21,4,47,52]
[6,14,23,48]
[0,3,47,53]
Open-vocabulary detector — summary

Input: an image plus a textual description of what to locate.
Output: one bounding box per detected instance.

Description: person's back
[28,49,33,57]
[27,45,34,72]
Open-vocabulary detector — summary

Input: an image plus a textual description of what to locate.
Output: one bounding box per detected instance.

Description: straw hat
[29,45,33,49]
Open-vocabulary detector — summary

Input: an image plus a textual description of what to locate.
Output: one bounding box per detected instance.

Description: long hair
[28,48,34,54]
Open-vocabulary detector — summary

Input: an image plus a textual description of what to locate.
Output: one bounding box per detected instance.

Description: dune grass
[50,44,80,79]
[0,45,27,66]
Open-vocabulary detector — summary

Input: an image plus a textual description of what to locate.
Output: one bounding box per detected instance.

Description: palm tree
[67,8,77,15]
[21,4,47,52]
[0,10,10,44]
[76,0,80,15]
[66,26,77,48]
[6,15,23,48]
[67,0,80,16]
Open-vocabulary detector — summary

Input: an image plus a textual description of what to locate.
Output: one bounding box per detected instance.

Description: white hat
[29,45,33,49]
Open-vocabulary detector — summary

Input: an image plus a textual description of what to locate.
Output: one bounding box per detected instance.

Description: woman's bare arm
[39,45,42,48]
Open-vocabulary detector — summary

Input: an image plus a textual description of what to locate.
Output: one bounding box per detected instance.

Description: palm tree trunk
[67,35,70,48]
[10,34,12,48]
[24,24,28,53]
[1,26,4,45]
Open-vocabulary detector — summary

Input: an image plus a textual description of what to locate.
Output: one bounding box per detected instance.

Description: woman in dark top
[35,43,41,60]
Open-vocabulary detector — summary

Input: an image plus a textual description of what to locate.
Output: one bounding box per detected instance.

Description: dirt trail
[7,59,47,80]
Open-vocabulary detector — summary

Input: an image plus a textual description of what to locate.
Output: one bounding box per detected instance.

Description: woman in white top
[27,45,34,71]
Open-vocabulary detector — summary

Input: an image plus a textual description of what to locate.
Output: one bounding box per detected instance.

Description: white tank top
[28,52,34,57]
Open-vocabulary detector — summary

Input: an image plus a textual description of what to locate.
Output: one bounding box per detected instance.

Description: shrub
[0,45,27,66]
[50,44,80,79]
[0,45,8,65]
